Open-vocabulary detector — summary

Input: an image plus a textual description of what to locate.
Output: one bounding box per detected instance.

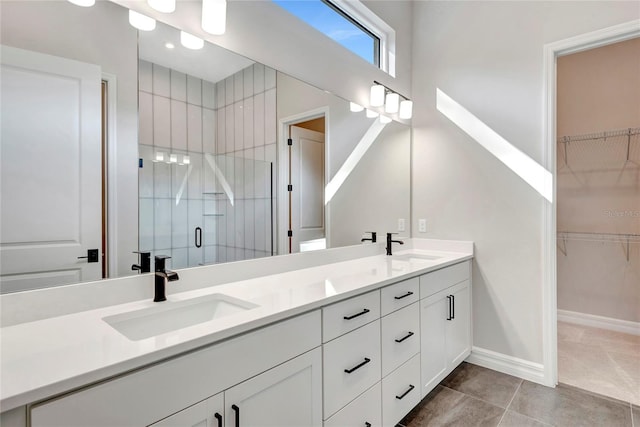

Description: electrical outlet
[398,218,405,232]
[418,219,427,233]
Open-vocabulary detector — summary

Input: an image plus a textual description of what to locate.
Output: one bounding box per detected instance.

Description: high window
[273,0,395,76]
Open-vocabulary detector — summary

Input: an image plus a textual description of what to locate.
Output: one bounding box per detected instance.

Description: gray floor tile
[402,385,504,427]
[441,362,523,408]
[498,410,550,427]
[510,381,632,426]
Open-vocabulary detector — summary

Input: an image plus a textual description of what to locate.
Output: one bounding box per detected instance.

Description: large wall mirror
[0,0,410,293]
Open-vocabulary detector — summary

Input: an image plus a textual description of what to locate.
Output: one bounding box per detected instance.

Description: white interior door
[289,126,325,253]
[0,45,102,293]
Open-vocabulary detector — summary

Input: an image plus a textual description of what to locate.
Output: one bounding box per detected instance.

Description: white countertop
[0,243,472,411]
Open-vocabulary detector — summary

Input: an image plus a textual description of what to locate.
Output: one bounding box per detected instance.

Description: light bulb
[180,31,204,50]
[182,155,191,165]
[169,154,178,163]
[148,0,175,13]
[399,100,413,119]
[202,0,227,35]
[370,84,385,107]
[154,152,165,162]
[385,92,400,114]
[366,109,379,118]
[350,102,364,113]
[379,115,392,124]
[129,10,156,31]
[67,0,95,6]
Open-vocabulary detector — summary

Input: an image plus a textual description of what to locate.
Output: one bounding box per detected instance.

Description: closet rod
[557,127,640,144]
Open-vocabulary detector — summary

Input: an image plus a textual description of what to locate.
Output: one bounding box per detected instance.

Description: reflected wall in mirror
[0,1,139,293]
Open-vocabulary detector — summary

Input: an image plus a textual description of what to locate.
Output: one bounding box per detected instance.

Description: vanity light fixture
[399,100,413,120]
[349,102,364,113]
[379,115,392,124]
[147,0,176,13]
[129,10,156,31]
[385,92,400,114]
[366,109,379,118]
[153,152,165,162]
[202,0,227,35]
[169,154,178,164]
[182,155,191,165]
[370,84,385,107]
[67,0,95,6]
[180,31,204,50]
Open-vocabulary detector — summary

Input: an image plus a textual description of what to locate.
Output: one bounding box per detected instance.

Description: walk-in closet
[556,37,640,405]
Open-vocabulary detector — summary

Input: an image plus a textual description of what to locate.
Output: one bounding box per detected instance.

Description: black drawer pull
[394,291,414,300]
[343,308,370,320]
[214,412,222,427]
[451,294,455,319]
[446,295,452,321]
[231,404,240,427]
[365,423,372,427]
[344,357,371,374]
[395,331,414,343]
[396,384,415,400]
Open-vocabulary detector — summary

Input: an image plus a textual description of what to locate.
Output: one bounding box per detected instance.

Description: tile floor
[558,321,640,405]
[399,362,639,427]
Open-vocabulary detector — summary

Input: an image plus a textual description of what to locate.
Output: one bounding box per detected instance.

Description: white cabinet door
[446,281,471,367]
[151,393,223,427]
[225,348,322,427]
[419,291,448,397]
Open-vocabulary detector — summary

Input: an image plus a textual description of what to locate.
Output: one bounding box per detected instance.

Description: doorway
[541,20,640,396]
[280,113,328,254]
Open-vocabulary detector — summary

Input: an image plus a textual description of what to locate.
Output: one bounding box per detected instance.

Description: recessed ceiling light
[165,42,175,49]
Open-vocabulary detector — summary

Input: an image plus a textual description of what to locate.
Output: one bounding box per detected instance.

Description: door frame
[102,72,118,278]
[541,19,640,387]
[277,107,330,254]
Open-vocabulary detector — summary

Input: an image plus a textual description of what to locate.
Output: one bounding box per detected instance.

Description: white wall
[410,1,640,364]
[113,0,413,114]
[0,1,139,278]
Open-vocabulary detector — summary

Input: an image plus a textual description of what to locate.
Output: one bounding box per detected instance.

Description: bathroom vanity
[0,239,472,427]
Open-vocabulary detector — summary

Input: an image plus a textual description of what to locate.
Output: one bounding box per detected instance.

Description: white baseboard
[558,309,640,336]
[466,346,545,385]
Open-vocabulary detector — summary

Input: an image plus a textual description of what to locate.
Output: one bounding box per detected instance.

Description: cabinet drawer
[381,302,420,377]
[380,277,419,316]
[420,261,469,298]
[31,310,321,427]
[382,354,420,427]
[323,382,381,427]
[323,290,380,342]
[323,320,381,419]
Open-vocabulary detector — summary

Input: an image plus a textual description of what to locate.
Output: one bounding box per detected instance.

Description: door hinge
[288,230,293,237]
[287,138,293,146]
[287,184,293,192]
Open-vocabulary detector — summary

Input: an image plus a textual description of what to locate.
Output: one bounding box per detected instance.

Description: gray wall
[410,1,640,364]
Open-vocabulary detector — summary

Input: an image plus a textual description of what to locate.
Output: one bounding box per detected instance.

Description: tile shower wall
[138,60,276,269]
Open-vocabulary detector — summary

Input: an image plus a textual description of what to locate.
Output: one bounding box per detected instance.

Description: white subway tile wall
[138,60,276,269]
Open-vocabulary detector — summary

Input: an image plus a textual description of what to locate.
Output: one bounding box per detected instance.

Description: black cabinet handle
[396,384,415,400]
[446,295,452,321]
[343,308,370,320]
[395,331,414,343]
[214,412,222,427]
[344,357,371,374]
[195,227,202,248]
[232,404,239,427]
[365,423,372,427]
[394,291,414,300]
[451,294,455,319]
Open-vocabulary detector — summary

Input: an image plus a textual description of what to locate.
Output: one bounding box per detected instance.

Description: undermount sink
[391,253,443,262]
[103,293,259,341]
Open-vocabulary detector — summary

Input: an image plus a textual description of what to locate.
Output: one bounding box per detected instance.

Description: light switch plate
[398,218,405,232]
[418,219,427,233]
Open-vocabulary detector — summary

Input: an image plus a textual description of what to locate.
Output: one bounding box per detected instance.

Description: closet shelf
[557,231,639,261]
[557,127,640,170]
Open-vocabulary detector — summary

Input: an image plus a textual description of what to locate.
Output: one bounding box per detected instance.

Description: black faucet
[154,255,179,302]
[131,251,151,274]
[361,231,377,243]
[386,233,404,256]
